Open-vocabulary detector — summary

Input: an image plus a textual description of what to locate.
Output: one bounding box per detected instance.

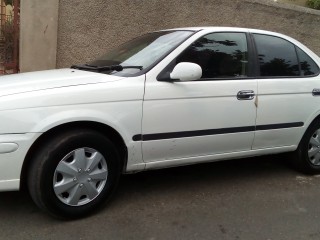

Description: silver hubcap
[308,129,320,166]
[53,148,108,206]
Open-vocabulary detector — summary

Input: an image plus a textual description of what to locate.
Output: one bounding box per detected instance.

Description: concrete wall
[56,0,320,69]
[20,0,59,72]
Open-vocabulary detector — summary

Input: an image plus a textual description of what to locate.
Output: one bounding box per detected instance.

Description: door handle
[237,90,255,100]
[312,89,320,96]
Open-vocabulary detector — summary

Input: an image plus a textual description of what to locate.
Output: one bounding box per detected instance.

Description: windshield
[88,30,194,76]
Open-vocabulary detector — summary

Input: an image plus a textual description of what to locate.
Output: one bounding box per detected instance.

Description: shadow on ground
[2,155,318,240]
[0,154,291,217]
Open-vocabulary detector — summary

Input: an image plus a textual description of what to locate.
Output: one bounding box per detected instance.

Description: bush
[307,0,320,9]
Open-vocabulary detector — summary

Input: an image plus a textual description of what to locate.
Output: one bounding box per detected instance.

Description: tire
[27,129,122,219]
[294,120,320,174]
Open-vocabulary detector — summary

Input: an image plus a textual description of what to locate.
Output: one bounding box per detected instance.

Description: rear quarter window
[296,47,319,76]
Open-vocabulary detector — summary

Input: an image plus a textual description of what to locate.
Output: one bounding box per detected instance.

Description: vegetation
[307,0,320,9]
[278,0,320,9]
[4,0,12,6]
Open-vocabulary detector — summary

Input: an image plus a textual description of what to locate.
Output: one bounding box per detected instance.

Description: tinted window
[253,34,299,77]
[296,47,319,76]
[176,33,248,79]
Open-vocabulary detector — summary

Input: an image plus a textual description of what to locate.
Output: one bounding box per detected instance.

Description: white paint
[0,143,18,153]
[170,62,202,81]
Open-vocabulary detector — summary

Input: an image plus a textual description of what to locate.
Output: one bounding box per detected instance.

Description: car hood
[0,68,124,97]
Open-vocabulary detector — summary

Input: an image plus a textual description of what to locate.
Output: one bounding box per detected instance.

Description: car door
[141,32,258,165]
[251,32,320,150]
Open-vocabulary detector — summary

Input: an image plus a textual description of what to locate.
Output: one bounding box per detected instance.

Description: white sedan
[0,27,319,218]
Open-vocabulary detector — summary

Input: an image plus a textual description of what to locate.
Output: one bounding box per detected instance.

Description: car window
[253,34,300,77]
[296,47,319,76]
[176,32,248,79]
[89,31,194,77]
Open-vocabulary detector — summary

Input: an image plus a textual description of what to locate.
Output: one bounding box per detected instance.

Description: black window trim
[251,33,320,79]
[248,32,260,77]
[295,45,302,76]
[157,31,256,82]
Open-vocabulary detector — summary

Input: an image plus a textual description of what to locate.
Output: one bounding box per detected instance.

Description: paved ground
[1,155,320,240]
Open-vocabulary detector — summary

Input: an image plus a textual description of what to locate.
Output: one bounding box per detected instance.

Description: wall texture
[20,0,59,72]
[57,0,320,68]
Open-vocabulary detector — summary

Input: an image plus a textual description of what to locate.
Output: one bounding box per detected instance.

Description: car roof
[165,26,246,31]
[164,26,280,35]
[162,27,299,47]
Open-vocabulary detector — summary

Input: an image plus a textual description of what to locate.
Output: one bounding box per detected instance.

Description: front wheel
[27,129,122,219]
[294,121,320,174]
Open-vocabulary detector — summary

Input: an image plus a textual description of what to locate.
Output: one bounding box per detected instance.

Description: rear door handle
[237,90,255,100]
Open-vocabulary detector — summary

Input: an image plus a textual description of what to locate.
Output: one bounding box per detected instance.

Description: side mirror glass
[170,62,202,81]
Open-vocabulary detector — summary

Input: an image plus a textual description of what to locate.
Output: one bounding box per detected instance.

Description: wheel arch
[299,114,320,147]
[20,121,128,190]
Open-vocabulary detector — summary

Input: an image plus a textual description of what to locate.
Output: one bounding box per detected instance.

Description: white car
[0,27,319,218]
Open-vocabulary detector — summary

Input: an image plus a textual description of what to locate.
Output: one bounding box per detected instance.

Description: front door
[142,32,257,164]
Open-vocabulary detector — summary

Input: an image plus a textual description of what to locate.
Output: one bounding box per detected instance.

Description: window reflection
[296,47,319,76]
[254,34,299,77]
[89,31,193,76]
[177,33,248,79]
[258,56,299,76]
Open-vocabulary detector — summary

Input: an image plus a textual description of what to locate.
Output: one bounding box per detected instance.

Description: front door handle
[237,90,255,100]
[312,89,320,96]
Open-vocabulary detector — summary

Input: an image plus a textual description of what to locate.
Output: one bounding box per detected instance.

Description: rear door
[251,33,320,150]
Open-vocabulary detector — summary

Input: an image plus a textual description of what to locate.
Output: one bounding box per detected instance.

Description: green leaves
[307,0,320,9]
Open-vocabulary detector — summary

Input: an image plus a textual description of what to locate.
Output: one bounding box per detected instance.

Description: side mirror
[170,62,202,81]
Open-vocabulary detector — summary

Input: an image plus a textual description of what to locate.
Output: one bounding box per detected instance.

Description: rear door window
[253,34,300,77]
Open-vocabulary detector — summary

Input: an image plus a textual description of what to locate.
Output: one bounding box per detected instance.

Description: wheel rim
[53,147,108,206]
[308,129,320,166]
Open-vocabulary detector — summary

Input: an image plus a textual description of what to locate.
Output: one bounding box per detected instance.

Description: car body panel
[0,69,124,97]
[253,77,320,149]
[144,145,297,170]
[0,75,146,188]
[142,79,257,162]
[0,133,41,191]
